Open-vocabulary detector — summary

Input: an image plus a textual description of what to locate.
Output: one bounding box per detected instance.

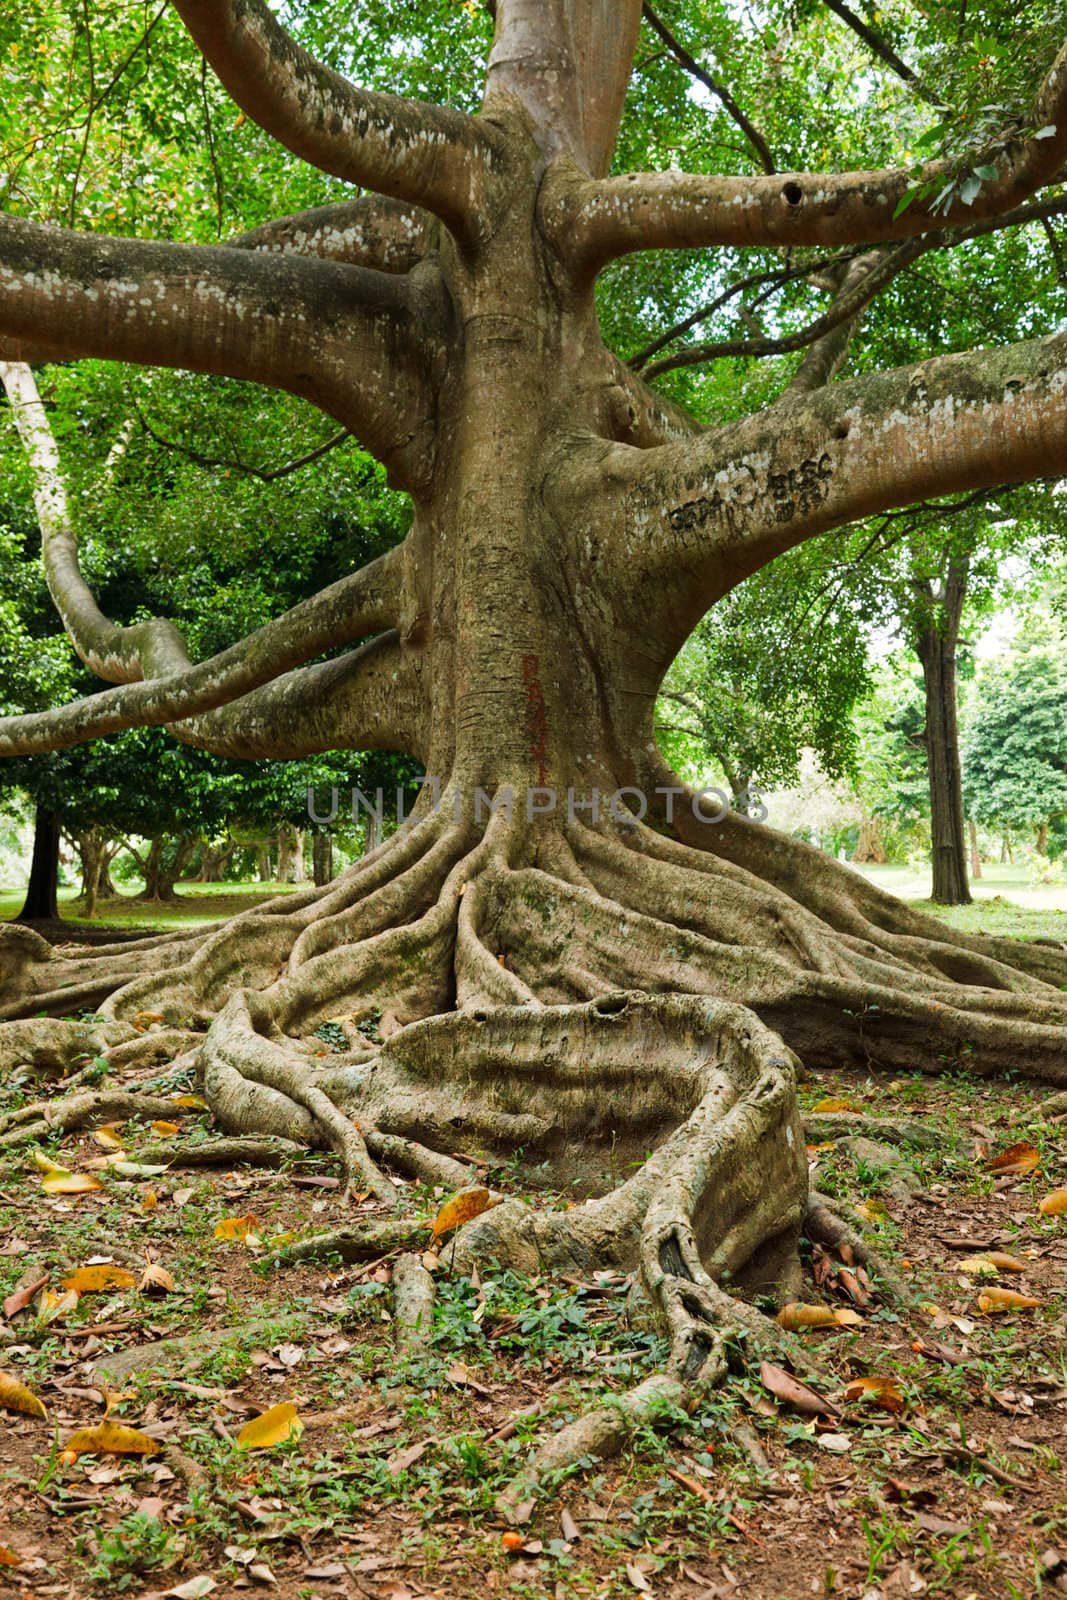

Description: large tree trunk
[914,566,971,906]
[137,834,197,902]
[17,806,60,923]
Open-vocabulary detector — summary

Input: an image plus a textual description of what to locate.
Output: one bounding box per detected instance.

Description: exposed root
[802,1112,950,1150]
[805,1192,914,1304]
[392,1252,436,1356]
[0,1089,200,1149]
[364,1131,477,1189]
[137,1135,303,1168]
[273,1218,427,1265]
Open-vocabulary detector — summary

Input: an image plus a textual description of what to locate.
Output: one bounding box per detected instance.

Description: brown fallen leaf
[560,1508,580,1543]
[387,1440,429,1476]
[430,1187,498,1242]
[665,1466,713,1502]
[0,1369,48,1419]
[37,1288,79,1324]
[139,1264,176,1295]
[844,1375,906,1414]
[3,1273,49,1320]
[987,1141,1040,1176]
[884,1477,938,1507]
[64,1421,161,1458]
[984,1251,1028,1272]
[0,1546,20,1568]
[62,1265,138,1294]
[759,1360,841,1418]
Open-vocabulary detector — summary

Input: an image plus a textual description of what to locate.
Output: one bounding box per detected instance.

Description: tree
[3,0,1067,1487]
[963,632,1067,854]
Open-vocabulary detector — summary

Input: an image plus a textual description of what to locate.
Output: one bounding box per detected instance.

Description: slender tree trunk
[914,564,971,906]
[968,818,982,880]
[1036,822,1049,854]
[138,834,196,902]
[74,828,114,919]
[312,832,334,887]
[363,812,382,857]
[17,806,60,922]
[276,826,297,885]
[257,844,272,883]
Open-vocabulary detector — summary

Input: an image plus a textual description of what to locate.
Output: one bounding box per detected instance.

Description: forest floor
[0,901,1064,1600]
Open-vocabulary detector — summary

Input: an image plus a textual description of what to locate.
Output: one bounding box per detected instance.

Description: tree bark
[257,844,272,883]
[312,832,334,887]
[914,566,971,906]
[1037,822,1050,855]
[17,807,60,923]
[853,816,887,866]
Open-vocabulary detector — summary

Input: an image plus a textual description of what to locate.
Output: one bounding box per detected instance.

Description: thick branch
[584,329,1067,669]
[0,548,404,755]
[233,196,436,273]
[0,361,191,682]
[0,213,443,487]
[551,40,1067,268]
[171,631,426,761]
[820,0,935,103]
[641,3,775,175]
[171,0,498,237]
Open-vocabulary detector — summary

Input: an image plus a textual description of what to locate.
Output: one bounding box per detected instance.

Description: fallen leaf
[248,1564,277,1586]
[108,1160,171,1178]
[844,1375,906,1414]
[32,1151,71,1176]
[957,1255,1001,1276]
[236,1401,304,1450]
[166,1579,218,1600]
[388,1440,429,1476]
[37,1288,79,1323]
[430,1187,498,1241]
[983,1251,1028,1272]
[142,1189,159,1212]
[42,1172,103,1195]
[151,1120,181,1137]
[987,1142,1040,1175]
[977,1287,1043,1313]
[62,1265,138,1294]
[0,1369,48,1419]
[139,1264,176,1295]
[560,1508,580,1542]
[625,1564,654,1594]
[169,1094,209,1110]
[832,1307,866,1327]
[1038,1188,1067,1217]
[776,1302,839,1330]
[3,1274,49,1319]
[811,1097,861,1113]
[884,1477,938,1507]
[665,1466,713,1502]
[0,1546,19,1568]
[760,1360,841,1418]
[854,1198,889,1221]
[501,1532,523,1551]
[64,1421,162,1458]
[214,1214,260,1242]
[816,1431,852,1453]
[92,1127,125,1151]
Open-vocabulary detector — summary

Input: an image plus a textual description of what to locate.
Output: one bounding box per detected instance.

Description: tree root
[272,1218,428,1265]
[0,1089,200,1148]
[802,1112,950,1150]
[805,1192,914,1304]
[392,1253,436,1356]
[137,1135,303,1168]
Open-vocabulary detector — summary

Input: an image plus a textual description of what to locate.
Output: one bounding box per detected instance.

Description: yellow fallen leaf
[63,1421,161,1458]
[0,1369,48,1419]
[150,1121,181,1137]
[957,1255,1000,1276]
[213,1214,259,1242]
[33,1151,71,1176]
[977,1287,1043,1313]
[37,1288,79,1324]
[92,1127,125,1151]
[142,1189,159,1212]
[170,1093,209,1110]
[430,1188,497,1242]
[844,1375,906,1414]
[1038,1188,1067,1217]
[777,1302,839,1330]
[811,1098,862,1114]
[236,1402,303,1450]
[854,1199,889,1221]
[42,1172,103,1195]
[62,1265,137,1294]
[832,1307,866,1327]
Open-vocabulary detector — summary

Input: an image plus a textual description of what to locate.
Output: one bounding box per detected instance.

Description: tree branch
[820,0,937,103]
[172,0,498,239]
[550,40,1067,269]
[134,406,352,484]
[582,329,1067,674]
[641,3,775,175]
[0,547,405,756]
[0,361,191,682]
[171,631,426,762]
[0,213,445,489]
[233,196,436,273]
[642,239,925,379]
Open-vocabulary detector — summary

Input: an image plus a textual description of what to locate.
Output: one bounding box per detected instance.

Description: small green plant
[79,1512,179,1589]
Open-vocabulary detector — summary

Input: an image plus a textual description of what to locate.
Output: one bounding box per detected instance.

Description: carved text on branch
[666,452,834,534]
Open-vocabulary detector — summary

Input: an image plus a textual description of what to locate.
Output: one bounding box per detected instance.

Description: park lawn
[0,880,301,932]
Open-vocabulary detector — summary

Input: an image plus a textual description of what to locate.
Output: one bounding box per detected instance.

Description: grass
[0,879,300,930]
[850,861,1067,940]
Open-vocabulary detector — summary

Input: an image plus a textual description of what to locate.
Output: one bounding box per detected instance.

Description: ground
[0,880,1064,1600]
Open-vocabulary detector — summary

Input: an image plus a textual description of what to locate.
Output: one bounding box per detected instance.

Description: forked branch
[172,0,499,237]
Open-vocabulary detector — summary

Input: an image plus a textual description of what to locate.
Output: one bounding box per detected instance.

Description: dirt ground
[0,983,1064,1599]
